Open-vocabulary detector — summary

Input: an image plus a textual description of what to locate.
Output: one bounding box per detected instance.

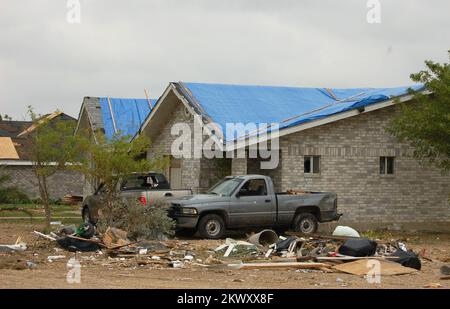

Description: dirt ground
[0,222,449,289]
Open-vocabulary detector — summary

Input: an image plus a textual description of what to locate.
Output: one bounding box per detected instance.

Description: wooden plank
[316,256,398,261]
[231,262,332,270]
[333,259,417,276]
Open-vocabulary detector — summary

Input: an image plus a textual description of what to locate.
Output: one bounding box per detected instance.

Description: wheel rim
[205,219,221,237]
[300,218,314,233]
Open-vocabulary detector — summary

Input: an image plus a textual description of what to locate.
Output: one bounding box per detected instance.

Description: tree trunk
[34,166,51,231]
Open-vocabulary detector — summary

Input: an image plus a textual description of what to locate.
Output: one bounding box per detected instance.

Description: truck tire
[293,213,318,234]
[198,214,225,239]
[82,207,96,225]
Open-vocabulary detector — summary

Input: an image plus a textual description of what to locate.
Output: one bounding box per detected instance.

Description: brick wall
[280,106,450,231]
[1,165,83,200]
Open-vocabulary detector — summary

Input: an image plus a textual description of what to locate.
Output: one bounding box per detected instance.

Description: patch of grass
[0,203,81,223]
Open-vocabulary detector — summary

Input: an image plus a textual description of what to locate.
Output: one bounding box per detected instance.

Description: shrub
[97,199,175,241]
[0,174,30,204]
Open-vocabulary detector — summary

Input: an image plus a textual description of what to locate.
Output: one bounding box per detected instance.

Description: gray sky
[1,0,449,120]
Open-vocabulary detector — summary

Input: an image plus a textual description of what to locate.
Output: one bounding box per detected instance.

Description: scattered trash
[151,256,161,260]
[171,260,184,268]
[102,227,129,247]
[26,261,37,269]
[138,248,148,255]
[50,221,62,226]
[57,237,100,252]
[392,250,421,270]
[338,238,377,257]
[216,238,260,258]
[334,259,417,276]
[424,283,443,289]
[33,231,57,241]
[332,226,360,238]
[228,262,332,270]
[336,277,344,283]
[247,229,278,246]
[233,279,245,283]
[47,255,66,262]
[0,243,27,253]
[440,265,450,276]
[76,222,96,239]
[184,254,194,261]
[397,242,408,252]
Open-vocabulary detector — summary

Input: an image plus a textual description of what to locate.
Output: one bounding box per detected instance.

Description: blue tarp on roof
[180,82,424,142]
[99,98,156,139]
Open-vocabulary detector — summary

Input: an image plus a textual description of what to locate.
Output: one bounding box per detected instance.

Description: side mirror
[235,192,240,198]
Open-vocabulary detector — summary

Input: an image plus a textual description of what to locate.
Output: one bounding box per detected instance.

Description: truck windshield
[207,178,243,196]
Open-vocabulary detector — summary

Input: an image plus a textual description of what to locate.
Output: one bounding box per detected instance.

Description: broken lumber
[333,259,417,276]
[33,231,56,241]
[230,262,332,270]
[316,256,398,261]
[67,235,108,248]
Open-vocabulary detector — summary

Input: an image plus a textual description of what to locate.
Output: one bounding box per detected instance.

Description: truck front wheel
[198,214,225,239]
[293,213,318,234]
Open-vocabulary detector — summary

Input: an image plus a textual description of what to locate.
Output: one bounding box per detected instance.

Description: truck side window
[239,179,267,196]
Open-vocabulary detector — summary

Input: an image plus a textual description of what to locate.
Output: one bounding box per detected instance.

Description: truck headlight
[180,207,198,215]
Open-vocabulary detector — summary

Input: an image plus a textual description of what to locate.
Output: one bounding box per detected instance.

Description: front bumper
[170,215,199,229]
[320,211,343,223]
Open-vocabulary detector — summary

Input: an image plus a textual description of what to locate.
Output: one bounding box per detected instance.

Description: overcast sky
[1,0,449,120]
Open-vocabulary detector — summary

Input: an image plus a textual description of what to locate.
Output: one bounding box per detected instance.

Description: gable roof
[175,82,424,142]
[0,113,76,161]
[76,96,156,140]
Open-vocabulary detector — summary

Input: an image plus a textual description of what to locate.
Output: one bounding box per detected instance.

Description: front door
[228,178,276,228]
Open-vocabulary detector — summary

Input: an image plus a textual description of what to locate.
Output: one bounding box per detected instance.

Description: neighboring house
[138,82,450,231]
[75,96,156,196]
[0,112,83,200]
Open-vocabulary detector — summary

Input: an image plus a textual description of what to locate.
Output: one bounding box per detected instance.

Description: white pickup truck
[82,172,192,224]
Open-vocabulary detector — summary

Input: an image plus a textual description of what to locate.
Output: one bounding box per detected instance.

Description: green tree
[388,51,450,172]
[73,131,168,226]
[27,107,80,230]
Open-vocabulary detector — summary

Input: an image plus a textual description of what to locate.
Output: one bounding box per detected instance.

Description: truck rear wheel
[82,207,97,225]
[293,213,318,234]
[198,214,225,239]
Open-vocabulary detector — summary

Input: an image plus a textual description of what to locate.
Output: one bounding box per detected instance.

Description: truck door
[229,178,276,227]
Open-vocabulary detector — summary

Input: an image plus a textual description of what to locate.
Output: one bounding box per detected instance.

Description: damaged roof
[0,113,75,161]
[174,82,425,142]
[77,97,157,140]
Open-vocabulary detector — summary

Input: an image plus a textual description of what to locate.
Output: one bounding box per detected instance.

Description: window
[304,156,320,174]
[238,179,267,196]
[380,157,395,175]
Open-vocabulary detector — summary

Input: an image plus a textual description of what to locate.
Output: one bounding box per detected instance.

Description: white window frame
[304,155,320,174]
[380,156,395,175]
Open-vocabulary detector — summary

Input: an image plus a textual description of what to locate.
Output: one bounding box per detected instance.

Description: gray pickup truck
[82,172,192,223]
[168,175,341,239]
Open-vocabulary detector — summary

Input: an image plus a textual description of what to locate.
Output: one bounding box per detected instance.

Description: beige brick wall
[280,106,450,230]
[1,165,83,200]
[147,99,224,193]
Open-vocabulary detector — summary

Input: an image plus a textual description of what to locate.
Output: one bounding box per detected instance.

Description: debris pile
[22,224,425,277]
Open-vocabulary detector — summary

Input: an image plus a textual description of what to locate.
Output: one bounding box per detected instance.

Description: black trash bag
[57,237,100,252]
[338,238,377,257]
[275,236,297,252]
[392,249,421,270]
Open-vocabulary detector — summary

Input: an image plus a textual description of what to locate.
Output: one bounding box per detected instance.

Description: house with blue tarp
[75,96,156,195]
[139,81,450,231]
